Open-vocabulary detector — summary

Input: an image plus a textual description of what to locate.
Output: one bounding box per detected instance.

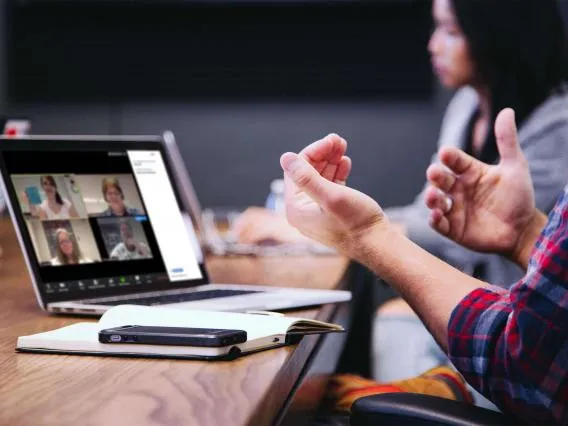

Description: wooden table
[0,218,350,426]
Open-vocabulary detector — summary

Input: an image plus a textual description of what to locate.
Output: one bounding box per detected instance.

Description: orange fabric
[326,366,473,412]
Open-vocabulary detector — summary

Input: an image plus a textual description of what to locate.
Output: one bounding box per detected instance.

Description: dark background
[0,0,565,209]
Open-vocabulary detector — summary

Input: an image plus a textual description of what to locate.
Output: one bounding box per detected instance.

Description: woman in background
[99,177,143,217]
[51,228,91,266]
[234,0,568,397]
[373,0,568,388]
[24,176,79,220]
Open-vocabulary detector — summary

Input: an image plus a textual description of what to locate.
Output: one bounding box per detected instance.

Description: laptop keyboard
[95,289,261,306]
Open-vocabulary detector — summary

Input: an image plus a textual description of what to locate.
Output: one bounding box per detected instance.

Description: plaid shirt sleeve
[448,187,568,426]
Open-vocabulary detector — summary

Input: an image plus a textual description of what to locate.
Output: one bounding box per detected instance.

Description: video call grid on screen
[0,144,207,303]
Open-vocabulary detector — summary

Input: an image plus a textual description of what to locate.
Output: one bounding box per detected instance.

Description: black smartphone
[98,325,247,347]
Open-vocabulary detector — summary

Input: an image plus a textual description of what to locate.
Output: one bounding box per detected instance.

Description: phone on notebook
[99,325,247,347]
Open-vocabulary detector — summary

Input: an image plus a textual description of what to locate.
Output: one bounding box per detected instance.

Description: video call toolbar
[45,272,169,295]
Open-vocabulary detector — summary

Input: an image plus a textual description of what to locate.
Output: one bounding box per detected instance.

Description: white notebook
[16,305,344,360]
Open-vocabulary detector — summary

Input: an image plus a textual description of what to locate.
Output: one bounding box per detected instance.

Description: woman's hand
[231,207,309,244]
[21,191,40,218]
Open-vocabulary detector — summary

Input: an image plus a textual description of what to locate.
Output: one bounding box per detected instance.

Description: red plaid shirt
[448,187,568,425]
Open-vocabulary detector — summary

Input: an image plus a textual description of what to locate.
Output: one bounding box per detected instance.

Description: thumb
[280,152,342,208]
[495,108,523,164]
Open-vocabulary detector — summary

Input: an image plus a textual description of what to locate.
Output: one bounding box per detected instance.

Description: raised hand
[425,108,539,259]
[281,134,386,254]
[20,191,40,218]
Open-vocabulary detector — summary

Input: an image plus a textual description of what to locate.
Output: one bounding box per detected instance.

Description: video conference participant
[99,177,144,217]
[51,228,92,266]
[109,220,151,261]
[23,176,80,220]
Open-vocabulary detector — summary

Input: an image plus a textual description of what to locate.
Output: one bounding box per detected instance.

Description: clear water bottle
[265,178,285,215]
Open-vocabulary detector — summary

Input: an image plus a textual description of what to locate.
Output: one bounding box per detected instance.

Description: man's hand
[280,134,387,256]
[281,134,488,350]
[425,108,545,267]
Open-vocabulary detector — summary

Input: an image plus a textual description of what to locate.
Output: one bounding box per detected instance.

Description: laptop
[0,136,351,315]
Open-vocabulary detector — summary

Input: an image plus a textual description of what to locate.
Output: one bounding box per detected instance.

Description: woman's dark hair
[41,175,64,205]
[451,0,566,160]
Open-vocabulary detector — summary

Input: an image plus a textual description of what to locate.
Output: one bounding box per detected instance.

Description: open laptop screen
[0,138,208,306]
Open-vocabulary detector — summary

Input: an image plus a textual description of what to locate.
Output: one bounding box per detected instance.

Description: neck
[112,205,126,215]
[473,85,491,120]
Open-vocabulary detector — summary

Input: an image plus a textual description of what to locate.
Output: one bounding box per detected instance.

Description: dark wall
[8,1,433,101]
[3,0,450,208]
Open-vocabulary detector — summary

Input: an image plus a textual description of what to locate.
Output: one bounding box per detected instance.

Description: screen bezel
[0,136,210,308]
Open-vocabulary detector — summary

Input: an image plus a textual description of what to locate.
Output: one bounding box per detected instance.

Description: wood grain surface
[0,218,349,426]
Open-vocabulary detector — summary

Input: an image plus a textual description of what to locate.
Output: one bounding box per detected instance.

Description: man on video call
[109,221,151,261]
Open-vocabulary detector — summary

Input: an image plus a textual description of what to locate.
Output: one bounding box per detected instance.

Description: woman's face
[105,185,124,211]
[41,177,56,196]
[428,0,476,89]
[58,232,74,257]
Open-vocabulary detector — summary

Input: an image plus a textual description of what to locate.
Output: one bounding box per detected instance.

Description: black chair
[351,393,518,426]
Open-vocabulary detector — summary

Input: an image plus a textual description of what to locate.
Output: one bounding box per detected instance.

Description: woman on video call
[51,228,92,266]
[99,177,143,217]
[24,175,79,220]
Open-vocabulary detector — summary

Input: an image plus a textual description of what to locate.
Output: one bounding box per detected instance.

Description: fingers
[494,108,523,164]
[321,161,339,182]
[426,163,456,193]
[281,152,344,209]
[300,133,347,165]
[437,146,480,176]
[429,208,451,236]
[424,186,453,213]
[334,156,351,184]
[312,154,352,183]
[425,183,452,237]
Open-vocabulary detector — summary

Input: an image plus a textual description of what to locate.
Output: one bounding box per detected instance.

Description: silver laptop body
[0,135,350,316]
